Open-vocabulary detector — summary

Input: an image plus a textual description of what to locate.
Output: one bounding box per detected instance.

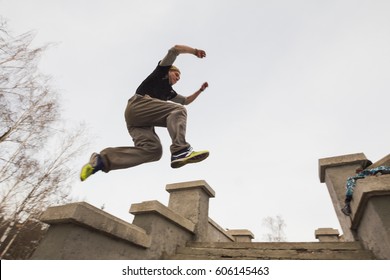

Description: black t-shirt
[135,63,178,101]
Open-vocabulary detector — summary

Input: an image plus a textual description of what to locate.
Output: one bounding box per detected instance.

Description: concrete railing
[319,153,390,259]
[30,152,389,260]
[31,180,253,260]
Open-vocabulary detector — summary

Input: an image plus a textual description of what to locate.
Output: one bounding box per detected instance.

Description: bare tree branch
[0,18,89,258]
[261,215,287,242]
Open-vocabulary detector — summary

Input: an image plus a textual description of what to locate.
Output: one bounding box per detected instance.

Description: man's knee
[177,105,187,116]
[145,144,163,162]
[168,106,187,122]
[152,145,163,161]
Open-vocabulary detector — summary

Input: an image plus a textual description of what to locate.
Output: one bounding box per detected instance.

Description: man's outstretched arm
[160,45,206,66]
[172,45,206,58]
[184,82,208,105]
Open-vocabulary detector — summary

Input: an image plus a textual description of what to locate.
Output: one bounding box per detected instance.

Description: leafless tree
[261,215,287,242]
[0,19,87,258]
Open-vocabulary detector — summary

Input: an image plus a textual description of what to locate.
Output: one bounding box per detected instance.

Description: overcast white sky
[1,0,390,242]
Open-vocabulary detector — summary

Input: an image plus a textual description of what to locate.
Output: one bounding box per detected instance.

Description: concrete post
[318,153,371,241]
[315,228,340,242]
[227,229,255,242]
[350,175,390,259]
[166,180,215,242]
[130,200,195,259]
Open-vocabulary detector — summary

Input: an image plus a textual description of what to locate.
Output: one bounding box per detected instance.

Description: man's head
[168,65,181,85]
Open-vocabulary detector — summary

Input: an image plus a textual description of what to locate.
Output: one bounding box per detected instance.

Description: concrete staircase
[166,241,376,260]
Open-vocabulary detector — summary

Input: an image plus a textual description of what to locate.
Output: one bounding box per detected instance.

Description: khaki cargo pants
[100,94,190,172]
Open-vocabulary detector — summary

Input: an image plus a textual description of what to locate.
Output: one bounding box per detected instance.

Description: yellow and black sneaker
[171,147,209,169]
[80,153,104,181]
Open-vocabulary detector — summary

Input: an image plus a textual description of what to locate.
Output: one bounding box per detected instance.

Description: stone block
[315,228,340,242]
[318,153,368,183]
[166,180,215,241]
[207,218,235,242]
[227,229,255,242]
[130,200,195,259]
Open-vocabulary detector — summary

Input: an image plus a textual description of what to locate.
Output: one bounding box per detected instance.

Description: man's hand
[194,49,206,58]
[184,82,209,105]
[200,82,208,91]
[172,45,206,58]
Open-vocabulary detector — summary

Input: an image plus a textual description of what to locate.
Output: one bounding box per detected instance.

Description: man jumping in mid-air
[80,45,209,181]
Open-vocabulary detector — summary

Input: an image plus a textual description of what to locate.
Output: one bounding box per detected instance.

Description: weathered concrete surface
[31,223,149,259]
[315,228,340,242]
[39,202,150,247]
[31,202,150,259]
[166,242,375,260]
[166,180,215,197]
[319,153,369,183]
[166,180,215,241]
[130,200,195,232]
[351,175,390,259]
[319,153,390,259]
[130,200,195,259]
[31,180,256,260]
[32,169,388,260]
[351,175,390,228]
[366,154,390,169]
[319,153,369,241]
[227,229,255,242]
[207,218,235,242]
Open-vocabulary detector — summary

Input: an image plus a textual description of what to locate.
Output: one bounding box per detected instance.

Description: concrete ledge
[227,229,255,242]
[351,175,390,229]
[40,202,151,248]
[208,218,235,242]
[318,153,368,183]
[315,228,340,242]
[171,241,375,260]
[368,154,390,169]
[166,180,216,198]
[129,200,195,233]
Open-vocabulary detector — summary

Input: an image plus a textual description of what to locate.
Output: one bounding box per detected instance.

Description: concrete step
[166,242,376,260]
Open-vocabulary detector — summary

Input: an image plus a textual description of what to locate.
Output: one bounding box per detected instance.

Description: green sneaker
[80,153,104,181]
[171,147,209,169]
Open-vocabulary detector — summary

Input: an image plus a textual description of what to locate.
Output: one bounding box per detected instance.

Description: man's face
[168,70,181,85]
